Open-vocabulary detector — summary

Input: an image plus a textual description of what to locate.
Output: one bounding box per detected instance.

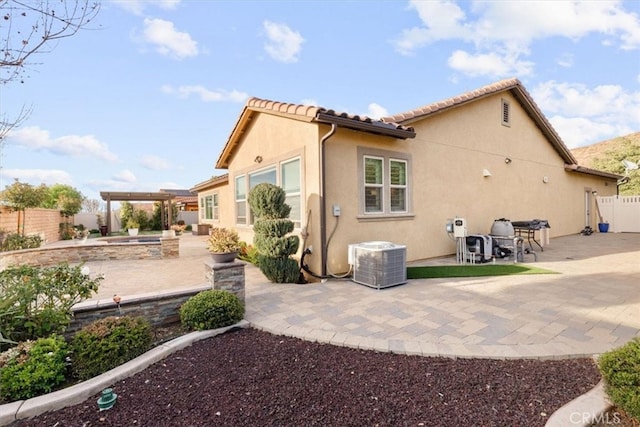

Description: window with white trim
[389,159,407,212]
[360,148,411,216]
[201,194,218,220]
[235,175,247,224]
[235,157,302,227]
[364,156,384,213]
[281,158,301,228]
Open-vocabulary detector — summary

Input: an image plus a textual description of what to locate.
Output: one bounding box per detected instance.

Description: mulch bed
[10,327,602,427]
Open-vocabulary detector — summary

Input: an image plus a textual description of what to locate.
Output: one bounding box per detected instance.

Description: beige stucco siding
[321,92,616,271]
[223,113,323,260]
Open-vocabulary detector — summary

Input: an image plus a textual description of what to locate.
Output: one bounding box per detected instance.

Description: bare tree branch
[1,0,100,84]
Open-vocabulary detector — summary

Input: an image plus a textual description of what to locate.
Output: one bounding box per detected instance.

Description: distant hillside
[572,132,640,167]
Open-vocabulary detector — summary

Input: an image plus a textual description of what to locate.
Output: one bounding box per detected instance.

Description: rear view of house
[192,78,619,279]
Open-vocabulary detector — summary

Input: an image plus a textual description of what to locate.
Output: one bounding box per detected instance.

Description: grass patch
[406,264,557,279]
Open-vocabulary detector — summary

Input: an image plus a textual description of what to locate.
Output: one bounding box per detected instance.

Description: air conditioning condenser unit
[349,241,407,289]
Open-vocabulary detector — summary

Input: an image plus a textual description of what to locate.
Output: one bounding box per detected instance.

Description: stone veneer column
[160,237,180,258]
[204,260,245,304]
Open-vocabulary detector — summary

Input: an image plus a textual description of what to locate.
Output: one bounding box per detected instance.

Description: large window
[281,158,301,228]
[201,194,218,220]
[360,149,411,216]
[235,175,247,224]
[235,157,302,227]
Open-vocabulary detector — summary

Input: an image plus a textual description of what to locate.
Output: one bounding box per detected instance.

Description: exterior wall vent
[501,99,511,127]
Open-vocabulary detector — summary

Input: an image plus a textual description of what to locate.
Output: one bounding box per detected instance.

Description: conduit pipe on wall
[319,123,337,276]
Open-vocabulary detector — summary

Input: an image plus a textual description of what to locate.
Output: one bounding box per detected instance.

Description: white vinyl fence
[597,195,640,232]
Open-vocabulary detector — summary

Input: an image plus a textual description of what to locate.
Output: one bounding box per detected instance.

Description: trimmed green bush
[598,337,640,420]
[70,316,152,381]
[180,290,244,331]
[248,183,302,283]
[256,255,301,284]
[0,336,68,402]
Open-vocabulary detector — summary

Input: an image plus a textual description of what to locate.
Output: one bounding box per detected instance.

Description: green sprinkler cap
[97,388,118,410]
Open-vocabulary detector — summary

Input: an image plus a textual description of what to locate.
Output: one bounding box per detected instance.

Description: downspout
[319,123,337,276]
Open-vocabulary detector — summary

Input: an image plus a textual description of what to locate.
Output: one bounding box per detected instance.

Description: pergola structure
[100,191,176,235]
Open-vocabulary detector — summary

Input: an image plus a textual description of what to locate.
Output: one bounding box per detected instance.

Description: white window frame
[234,156,302,228]
[358,147,412,217]
[389,158,408,213]
[363,155,384,214]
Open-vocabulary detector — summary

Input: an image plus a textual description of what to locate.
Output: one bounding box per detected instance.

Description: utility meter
[453,217,467,238]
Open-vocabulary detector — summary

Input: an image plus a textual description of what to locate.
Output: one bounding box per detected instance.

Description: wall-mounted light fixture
[254,156,263,163]
[504,157,512,164]
[483,168,492,177]
[542,176,549,183]
[592,190,598,196]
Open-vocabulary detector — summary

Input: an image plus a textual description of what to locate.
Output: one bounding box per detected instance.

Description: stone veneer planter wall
[0,236,179,269]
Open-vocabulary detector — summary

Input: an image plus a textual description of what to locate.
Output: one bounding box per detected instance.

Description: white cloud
[140,155,170,170]
[263,21,304,63]
[113,0,181,15]
[141,18,198,59]
[532,80,640,147]
[0,169,73,186]
[366,103,389,119]
[113,170,137,183]
[447,50,534,77]
[396,0,640,77]
[6,126,118,161]
[161,84,248,102]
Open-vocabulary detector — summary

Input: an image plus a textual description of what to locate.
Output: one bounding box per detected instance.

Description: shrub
[248,183,301,283]
[180,290,244,331]
[238,241,259,265]
[598,337,640,420]
[207,227,241,253]
[0,264,102,344]
[0,232,42,252]
[70,316,152,381]
[0,336,69,402]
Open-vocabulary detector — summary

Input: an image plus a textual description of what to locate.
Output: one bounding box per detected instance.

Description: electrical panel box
[332,204,341,217]
[453,217,467,238]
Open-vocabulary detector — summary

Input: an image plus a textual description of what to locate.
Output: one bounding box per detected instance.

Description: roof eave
[316,113,415,139]
[564,164,622,180]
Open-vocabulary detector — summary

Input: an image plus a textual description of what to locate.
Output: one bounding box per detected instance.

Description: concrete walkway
[79,231,640,359]
[3,232,637,426]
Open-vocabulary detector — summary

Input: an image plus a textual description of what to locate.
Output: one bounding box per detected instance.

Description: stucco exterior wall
[321,92,616,271]
[219,113,323,267]
[198,92,617,277]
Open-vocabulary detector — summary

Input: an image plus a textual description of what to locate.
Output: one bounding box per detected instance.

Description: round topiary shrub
[70,316,152,381]
[598,337,640,420]
[180,290,244,331]
[0,336,69,402]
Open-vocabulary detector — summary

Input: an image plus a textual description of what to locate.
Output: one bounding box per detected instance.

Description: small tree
[119,201,134,230]
[248,183,301,283]
[0,179,48,235]
[42,184,85,217]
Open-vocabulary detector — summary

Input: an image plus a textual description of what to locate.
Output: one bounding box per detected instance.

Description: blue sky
[1,0,639,204]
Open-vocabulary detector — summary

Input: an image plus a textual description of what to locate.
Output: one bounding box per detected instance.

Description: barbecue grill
[511,220,550,252]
